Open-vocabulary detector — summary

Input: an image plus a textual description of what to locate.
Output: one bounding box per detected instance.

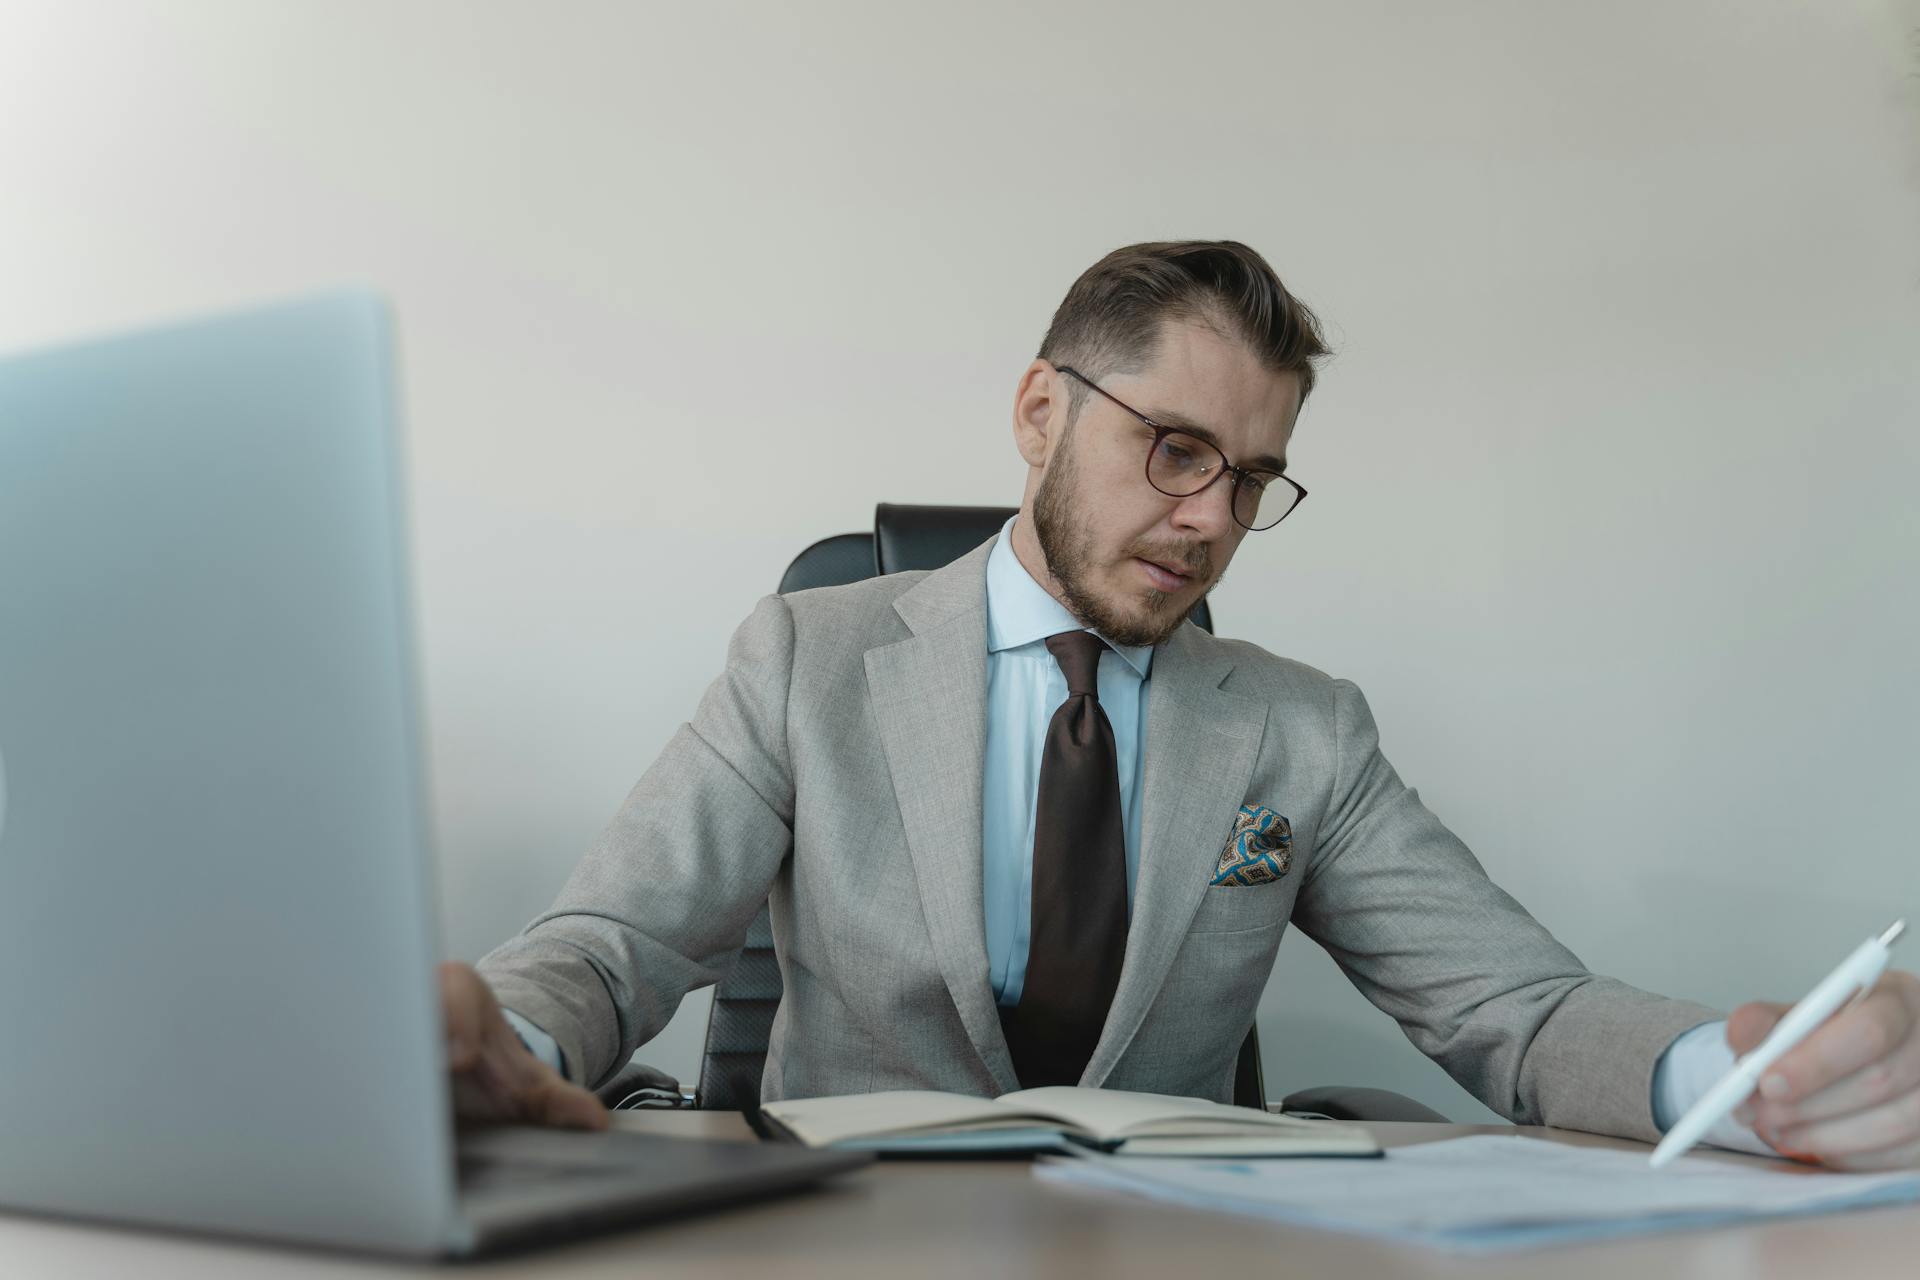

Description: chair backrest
[696,503,1257,1109]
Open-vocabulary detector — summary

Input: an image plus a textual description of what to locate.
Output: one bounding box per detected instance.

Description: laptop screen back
[0,294,456,1253]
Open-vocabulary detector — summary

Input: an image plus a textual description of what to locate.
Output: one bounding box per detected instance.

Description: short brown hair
[1037,240,1329,417]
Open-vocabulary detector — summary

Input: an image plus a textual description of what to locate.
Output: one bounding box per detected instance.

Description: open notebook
[759,1087,1381,1157]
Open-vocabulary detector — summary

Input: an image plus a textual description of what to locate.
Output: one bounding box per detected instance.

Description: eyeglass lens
[1147,430,1295,530]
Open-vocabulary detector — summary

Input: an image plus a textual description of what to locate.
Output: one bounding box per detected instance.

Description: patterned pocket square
[1211,804,1293,886]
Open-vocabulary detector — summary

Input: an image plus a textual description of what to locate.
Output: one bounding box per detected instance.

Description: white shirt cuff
[500,1007,567,1078]
[1652,1020,1779,1158]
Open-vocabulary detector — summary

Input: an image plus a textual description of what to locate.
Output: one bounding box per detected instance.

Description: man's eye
[1242,475,1266,493]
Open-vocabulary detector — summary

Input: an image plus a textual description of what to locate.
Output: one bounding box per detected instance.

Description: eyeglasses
[1055,366,1306,532]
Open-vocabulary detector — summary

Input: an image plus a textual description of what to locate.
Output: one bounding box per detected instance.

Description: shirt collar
[985,515,1154,680]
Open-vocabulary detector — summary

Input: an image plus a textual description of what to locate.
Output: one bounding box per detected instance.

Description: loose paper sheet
[1034,1134,1920,1252]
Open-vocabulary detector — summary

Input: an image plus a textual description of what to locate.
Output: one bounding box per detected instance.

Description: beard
[1031,423,1219,648]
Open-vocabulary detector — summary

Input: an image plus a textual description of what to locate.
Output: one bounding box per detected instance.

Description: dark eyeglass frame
[1054,365,1307,532]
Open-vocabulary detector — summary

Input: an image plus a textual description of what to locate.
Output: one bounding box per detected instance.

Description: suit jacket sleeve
[1289,678,1723,1143]
[476,593,797,1088]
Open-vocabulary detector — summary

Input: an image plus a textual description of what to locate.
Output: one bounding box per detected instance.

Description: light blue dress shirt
[981,515,1153,1007]
[503,516,1772,1156]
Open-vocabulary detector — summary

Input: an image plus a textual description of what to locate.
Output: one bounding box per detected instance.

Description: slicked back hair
[1037,240,1330,421]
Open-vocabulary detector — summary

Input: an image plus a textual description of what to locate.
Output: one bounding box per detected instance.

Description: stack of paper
[1035,1134,1920,1252]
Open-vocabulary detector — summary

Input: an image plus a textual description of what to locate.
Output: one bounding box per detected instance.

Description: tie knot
[1044,630,1108,696]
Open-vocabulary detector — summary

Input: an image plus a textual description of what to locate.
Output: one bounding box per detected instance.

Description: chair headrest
[874,503,1015,575]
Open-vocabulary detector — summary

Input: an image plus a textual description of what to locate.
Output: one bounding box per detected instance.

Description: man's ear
[1011,361,1065,469]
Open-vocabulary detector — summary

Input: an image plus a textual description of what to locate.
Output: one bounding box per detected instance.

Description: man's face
[1012,318,1301,647]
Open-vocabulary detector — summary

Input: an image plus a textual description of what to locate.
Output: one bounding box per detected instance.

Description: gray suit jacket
[480,534,1721,1142]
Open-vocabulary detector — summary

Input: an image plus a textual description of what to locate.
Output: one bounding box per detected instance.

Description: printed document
[1035,1134,1920,1252]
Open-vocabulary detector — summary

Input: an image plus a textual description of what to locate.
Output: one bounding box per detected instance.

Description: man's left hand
[1729,968,1920,1170]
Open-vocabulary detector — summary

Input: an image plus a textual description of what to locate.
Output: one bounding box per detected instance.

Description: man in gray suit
[444,242,1920,1170]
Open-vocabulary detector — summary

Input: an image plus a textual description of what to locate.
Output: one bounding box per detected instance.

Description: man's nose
[1168,474,1237,541]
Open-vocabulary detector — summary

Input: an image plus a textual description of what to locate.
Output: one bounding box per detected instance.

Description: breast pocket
[1186,878,1295,934]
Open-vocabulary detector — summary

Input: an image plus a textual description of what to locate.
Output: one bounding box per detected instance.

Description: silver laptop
[0,294,867,1257]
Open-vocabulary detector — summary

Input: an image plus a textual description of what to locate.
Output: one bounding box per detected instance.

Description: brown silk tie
[999,630,1130,1088]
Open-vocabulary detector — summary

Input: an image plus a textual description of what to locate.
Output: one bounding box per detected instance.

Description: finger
[439,962,491,1071]
[1808,1135,1920,1172]
[1747,1042,1920,1129]
[451,1046,547,1125]
[1752,984,1913,1105]
[450,1070,517,1125]
[529,1076,612,1131]
[467,1029,606,1130]
[1725,1002,1791,1057]
[1768,1086,1920,1164]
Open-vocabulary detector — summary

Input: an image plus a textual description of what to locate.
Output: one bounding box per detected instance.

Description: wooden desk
[4,1113,1915,1277]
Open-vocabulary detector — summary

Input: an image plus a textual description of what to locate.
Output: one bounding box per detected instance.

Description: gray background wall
[3,1,1916,1122]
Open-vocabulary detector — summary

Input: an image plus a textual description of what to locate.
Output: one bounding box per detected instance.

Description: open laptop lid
[0,294,459,1254]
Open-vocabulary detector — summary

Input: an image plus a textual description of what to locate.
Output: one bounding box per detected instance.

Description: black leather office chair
[599,504,1448,1124]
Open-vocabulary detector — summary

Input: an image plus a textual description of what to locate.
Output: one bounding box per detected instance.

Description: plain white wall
[4,1,1916,1121]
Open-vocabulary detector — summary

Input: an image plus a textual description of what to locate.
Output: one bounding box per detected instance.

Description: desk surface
[4,1113,1915,1278]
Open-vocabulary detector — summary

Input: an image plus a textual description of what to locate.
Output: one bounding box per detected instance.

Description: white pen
[1648,919,1907,1169]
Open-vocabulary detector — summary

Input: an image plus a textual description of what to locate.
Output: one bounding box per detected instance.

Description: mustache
[1128,542,1211,577]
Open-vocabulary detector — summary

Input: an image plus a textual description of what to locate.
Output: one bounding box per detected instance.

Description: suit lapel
[1082,621,1264,1085]
[863,538,1019,1092]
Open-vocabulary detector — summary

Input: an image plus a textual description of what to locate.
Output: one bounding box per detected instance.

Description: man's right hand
[439,961,611,1131]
